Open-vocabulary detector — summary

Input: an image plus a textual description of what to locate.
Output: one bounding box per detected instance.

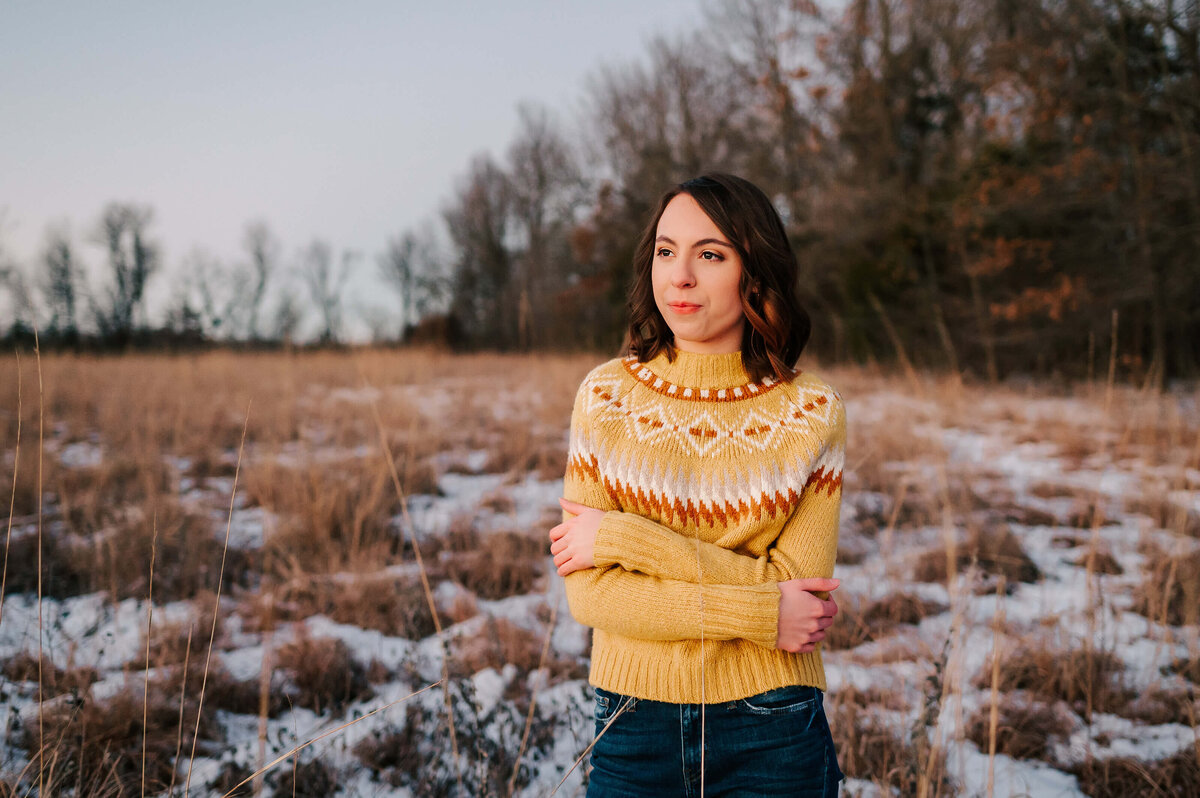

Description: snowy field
[1,350,1197,796]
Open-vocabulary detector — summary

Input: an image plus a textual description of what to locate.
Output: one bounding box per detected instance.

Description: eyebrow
[655,235,735,249]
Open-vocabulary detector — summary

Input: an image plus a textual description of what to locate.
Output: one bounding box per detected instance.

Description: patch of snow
[1054,713,1198,765]
[58,440,103,468]
[302,615,418,672]
[945,741,1085,797]
[218,505,274,549]
[471,665,514,717]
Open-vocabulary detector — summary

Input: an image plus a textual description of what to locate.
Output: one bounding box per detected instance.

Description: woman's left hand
[549,497,604,576]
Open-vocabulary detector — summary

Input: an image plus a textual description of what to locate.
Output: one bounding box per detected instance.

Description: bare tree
[707,0,831,216]
[91,202,159,339]
[506,103,582,347]
[181,247,250,339]
[162,283,204,338]
[268,285,304,345]
[378,229,436,333]
[242,221,277,340]
[0,210,36,331]
[585,31,759,204]
[40,223,81,337]
[301,239,354,344]
[444,155,514,346]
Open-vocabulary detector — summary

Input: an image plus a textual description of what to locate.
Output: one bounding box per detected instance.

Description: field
[1,348,1197,797]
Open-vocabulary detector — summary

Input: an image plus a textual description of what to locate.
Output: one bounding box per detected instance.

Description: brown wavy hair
[626,173,811,383]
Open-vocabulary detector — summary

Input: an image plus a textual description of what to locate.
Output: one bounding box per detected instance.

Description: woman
[548,173,846,796]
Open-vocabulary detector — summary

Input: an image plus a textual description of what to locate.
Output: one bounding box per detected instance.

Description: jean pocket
[736,685,819,716]
[594,687,636,724]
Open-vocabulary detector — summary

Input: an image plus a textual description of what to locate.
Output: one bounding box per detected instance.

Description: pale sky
[1,0,707,336]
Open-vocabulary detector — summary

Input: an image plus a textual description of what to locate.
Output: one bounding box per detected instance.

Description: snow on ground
[2,371,1197,796]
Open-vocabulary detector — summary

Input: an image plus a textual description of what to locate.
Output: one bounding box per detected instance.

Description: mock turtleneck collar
[645,347,751,390]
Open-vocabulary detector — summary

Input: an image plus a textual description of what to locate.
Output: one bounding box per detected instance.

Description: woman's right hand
[776,578,840,653]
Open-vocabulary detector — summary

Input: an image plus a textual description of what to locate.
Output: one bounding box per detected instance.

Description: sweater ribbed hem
[589,631,827,704]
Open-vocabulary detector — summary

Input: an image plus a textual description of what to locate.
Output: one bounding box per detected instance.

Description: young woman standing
[549,173,846,796]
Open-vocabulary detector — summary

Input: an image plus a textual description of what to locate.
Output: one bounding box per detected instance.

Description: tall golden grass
[0,346,1197,795]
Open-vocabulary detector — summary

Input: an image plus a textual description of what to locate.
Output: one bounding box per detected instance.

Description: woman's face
[652,193,745,354]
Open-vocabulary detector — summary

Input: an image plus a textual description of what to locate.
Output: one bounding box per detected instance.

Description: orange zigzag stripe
[565,455,842,527]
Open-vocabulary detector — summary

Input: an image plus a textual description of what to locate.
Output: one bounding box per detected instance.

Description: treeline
[3,0,1198,383]
[0,204,382,351]
[429,0,1200,383]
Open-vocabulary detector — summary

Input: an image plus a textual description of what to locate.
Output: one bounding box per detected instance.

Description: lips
[667,302,702,314]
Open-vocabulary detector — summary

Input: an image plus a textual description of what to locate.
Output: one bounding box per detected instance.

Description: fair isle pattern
[566,453,841,528]
[568,357,845,527]
[583,370,842,458]
[621,355,795,402]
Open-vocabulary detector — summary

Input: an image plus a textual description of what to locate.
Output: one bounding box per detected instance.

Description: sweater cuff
[696,582,781,649]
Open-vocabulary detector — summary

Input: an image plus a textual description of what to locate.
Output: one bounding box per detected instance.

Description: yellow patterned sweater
[562,348,845,704]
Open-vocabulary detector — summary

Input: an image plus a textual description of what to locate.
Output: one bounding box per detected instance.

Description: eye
[700,250,724,261]
[655,247,674,258]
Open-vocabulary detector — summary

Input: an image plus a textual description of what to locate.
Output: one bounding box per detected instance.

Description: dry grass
[274,756,339,797]
[142,652,290,720]
[1071,544,1124,575]
[208,760,255,797]
[1121,685,1199,726]
[479,422,569,480]
[249,459,404,575]
[912,523,1041,590]
[963,696,1077,763]
[1132,548,1200,627]
[21,681,222,796]
[352,704,427,788]
[442,530,546,601]
[1169,656,1200,684]
[1127,493,1200,538]
[826,683,954,796]
[0,528,89,599]
[250,571,441,639]
[4,500,254,603]
[0,652,96,698]
[99,502,256,602]
[141,593,225,666]
[974,643,1133,719]
[448,615,585,685]
[824,591,947,650]
[274,631,373,714]
[1069,747,1199,797]
[2,350,1196,794]
[55,454,175,535]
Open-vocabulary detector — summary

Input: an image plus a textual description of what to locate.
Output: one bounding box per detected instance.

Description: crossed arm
[551,388,845,651]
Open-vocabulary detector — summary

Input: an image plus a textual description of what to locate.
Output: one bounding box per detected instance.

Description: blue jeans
[587,684,845,797]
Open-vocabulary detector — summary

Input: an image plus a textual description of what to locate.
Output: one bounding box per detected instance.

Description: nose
[670,259,696,289]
